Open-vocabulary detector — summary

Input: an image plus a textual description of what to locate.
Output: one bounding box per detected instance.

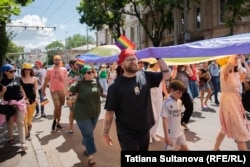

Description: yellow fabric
[24,102,36,134]
[22,63,32,69]
[162,55,230,65]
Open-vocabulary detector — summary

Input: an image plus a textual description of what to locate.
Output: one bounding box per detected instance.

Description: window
[181,12,184,32]
[195,7,201,29]
[130,27,135,42]
[219,0,226,23]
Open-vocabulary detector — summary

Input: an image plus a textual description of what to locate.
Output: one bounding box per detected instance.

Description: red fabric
[117,48,136,65]
[35,60,42,66]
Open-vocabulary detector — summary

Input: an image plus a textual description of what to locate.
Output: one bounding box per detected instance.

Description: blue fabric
[1,64,14,72]
[77,33,250,64]
[76,116,98,155]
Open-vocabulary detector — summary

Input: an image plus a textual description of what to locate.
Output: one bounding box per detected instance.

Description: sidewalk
[1,91,250,167]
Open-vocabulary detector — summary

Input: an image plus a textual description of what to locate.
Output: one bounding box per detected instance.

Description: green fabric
[99,70,107,78]
[69,79,101,120]
[80,65,92,74]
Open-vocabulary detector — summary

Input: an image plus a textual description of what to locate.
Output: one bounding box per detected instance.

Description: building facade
[96,0,250,49]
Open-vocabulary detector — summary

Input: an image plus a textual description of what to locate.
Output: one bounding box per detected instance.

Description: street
[1,89,250,167]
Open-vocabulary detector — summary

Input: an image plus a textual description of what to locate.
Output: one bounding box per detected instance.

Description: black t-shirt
[0,76,23,101]
[104,71,162,133]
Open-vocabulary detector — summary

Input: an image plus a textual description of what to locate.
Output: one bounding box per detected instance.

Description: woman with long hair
[0,64,27,150]
[21,63,38,139]
[213,55,250,150]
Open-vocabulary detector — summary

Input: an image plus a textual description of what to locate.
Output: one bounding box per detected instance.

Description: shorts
[50,91,65,106]
[199,82,210,90]
[165,134,187,151]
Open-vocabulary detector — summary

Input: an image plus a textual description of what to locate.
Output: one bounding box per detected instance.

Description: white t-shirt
[161,96,184,138]
[33,68,46,90]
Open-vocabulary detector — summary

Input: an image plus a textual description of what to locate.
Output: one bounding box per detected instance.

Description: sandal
[21,143,28,151]
[88,158,96,165]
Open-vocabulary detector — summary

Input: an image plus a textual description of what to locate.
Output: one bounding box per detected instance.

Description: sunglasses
[85,71,94,75]
[7,70,16,73]
[54,59,61,61]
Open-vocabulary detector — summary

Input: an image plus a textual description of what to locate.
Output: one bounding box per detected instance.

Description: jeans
[76,117,98,155]
[99,78,108,94]
[211,76,220,103]
[188,80,199,99]
[36,89,44,114]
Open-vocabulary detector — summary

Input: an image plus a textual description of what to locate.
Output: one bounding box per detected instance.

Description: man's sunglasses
[54,59,61,61]
[7,70,16,73]
[85,71,94,75]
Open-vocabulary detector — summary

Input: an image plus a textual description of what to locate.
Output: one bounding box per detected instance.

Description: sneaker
[56,124,64,131]
[181,122,189,130]
[67,130,74,136]
[35,112,39,117]
[51,120,56,133]
[41,113,46,118]
[151,134,161,142]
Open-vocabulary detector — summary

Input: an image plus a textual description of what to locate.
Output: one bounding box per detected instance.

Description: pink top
[46,66,67,92]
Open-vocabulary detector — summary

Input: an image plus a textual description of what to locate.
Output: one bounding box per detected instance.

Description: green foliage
[223,0,250,34]
[66,34,95,49]
[0,0,33,66]
[77,0,126,38]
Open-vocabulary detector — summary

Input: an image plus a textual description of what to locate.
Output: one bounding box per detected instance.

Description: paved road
[1,90,249,167]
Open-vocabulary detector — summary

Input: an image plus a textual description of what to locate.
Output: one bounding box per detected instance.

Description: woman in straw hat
[20,63,38,139]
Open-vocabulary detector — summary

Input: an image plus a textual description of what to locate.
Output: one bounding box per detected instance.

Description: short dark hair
[169,80,185,93]
[69,58,77,67]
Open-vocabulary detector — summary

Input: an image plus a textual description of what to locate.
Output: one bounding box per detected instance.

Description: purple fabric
[78,33,250,63]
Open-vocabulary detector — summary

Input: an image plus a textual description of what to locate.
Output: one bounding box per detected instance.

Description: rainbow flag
[76,59,84,66]
[115,35,136,50]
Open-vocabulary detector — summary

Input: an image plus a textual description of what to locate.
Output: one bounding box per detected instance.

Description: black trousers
[181,89,194,124]
[117,129,150,151]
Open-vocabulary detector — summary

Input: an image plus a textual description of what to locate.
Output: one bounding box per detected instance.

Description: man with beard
[64,58,80,135]
[42,55,68,133]
[102,48,170,151]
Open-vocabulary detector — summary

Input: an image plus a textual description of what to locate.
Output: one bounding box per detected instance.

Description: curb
[31,134,50,167]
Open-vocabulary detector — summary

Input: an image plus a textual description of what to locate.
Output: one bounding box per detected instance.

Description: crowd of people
[0,52,250,165]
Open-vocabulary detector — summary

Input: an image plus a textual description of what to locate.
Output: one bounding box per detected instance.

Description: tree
[222,0,250,35]
[66,34,95,49]
[77,0,126,39]
[6,41,24,63]
[0,0,33,66]
[45,40,64,65]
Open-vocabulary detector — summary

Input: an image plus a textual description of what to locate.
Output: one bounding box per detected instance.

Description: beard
[123,64,138,73]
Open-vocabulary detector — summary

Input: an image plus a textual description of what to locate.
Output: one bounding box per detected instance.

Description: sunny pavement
[1,89,250,167]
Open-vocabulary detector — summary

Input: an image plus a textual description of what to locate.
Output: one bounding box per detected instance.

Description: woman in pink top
[213,55,250,150]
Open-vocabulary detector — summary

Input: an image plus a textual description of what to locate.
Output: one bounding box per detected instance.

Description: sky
[9,0,96,52]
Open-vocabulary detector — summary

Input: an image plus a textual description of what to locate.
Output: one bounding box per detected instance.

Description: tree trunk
[0,23,8,67]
